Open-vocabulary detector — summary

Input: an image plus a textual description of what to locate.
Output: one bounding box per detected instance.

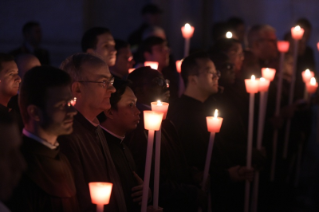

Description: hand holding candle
[144,61,159,70]
[89,182,113,212]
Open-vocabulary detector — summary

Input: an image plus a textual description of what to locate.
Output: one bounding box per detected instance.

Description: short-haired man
[10,21,50,65]
[7,66,79,211]
[59,53,127,212]
[109,39,135,80]
[0,109,26,212]
[81,27,117,67]
[0,53,21,110]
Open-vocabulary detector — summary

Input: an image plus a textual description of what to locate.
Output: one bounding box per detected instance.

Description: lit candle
[181,23,195,39]
[151,100,169,120]
[142,111,163,212]
[181,23,195,57]
[258,77,270,92]
[175,60,182,73]
[306,77,318,94]
[128,68,135,74]
[89,182,113,212]
[302,69,314,83]
[261,68,276,81]
[291,25,304,40]
[277,41,290,53]
[245,75,259,93]
[69,97,77,107]
[144,61,159,70]
[225,31,233,39]
[202,109,223,192]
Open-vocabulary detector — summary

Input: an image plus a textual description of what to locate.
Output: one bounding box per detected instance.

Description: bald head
[16,54,41,78]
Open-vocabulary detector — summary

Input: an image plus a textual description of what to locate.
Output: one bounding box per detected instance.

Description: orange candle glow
[128,68,135,73]
[261,68,276,81]
[89,182,113,212]
[306,77,318,94]
[317,42,319,51]
[151,100,169,120]
[258,78,270,92]
[206,109,223,133]
[277,41,290,53]
[302,69,314,83]
[143,111,164,131]
[291,25,304,40]
[144,61,159,70]
[176,60,182,73]
[245,75,259,93]
[69,97,77,107]
[181,23,195,39]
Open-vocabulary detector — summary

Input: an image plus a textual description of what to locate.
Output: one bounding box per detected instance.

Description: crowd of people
[0,3,318,212]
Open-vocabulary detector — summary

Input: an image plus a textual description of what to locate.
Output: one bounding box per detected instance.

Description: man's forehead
[1,61,18,72]
[97,33,115,44]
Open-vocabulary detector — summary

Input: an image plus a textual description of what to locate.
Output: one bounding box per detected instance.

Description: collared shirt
[22,128,59,149]
[84,116,100,127]
[100,126,125,143]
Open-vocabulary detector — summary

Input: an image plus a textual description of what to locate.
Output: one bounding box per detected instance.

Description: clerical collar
[22,128,59,149]
[100,125,125,143]
[84,116,100,127]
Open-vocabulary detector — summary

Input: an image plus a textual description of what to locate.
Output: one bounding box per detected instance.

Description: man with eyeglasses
[59,53,128,212]
[7,66,79,211]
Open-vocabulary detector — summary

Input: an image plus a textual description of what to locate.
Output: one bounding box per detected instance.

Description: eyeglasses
[78,77,114,89]
[151,78,170,88]
[206,70,221,79]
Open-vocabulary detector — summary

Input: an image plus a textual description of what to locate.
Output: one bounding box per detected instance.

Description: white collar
[22,128,59,150]
[84,116,100,127]
[100,126,125,143]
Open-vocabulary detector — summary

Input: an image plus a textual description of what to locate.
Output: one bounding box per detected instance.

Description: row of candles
[86,24,318,212]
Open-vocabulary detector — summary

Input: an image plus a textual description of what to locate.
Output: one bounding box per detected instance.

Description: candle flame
[305,69,310,75]
[295,25,301,30]
[251,75,255,80]
[214,109,218,118]
[157,100,162,106]
[226,31,232,38]
[310,77,316,85]
[260,77,265,81]
[185,23,191,29]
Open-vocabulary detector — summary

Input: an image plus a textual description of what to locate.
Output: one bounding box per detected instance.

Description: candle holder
[181,23,195,57]
[261,68,276,81]
[144,61,159,70]
[89,182,113,212]
[141,111,164,212]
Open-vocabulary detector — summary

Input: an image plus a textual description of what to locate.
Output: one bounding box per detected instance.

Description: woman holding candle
[126,67,206,211]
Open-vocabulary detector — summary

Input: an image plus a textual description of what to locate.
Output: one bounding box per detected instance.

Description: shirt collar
[100,125,125,143]
[22,128,59,149]
[84,116,100,127]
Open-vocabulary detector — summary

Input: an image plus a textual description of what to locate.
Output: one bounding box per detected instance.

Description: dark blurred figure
[82,27,117,67]
[125,67,206,211]
[10,21,50,65]
[227,17,246,45]
[0,110,26,211]
[128,3,163,54]
[137,36,179,100]
[7,66,79,212]
[110,39,135,80]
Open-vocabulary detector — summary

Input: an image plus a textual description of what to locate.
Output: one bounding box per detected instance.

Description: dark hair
[211,22,231,43]
[114,39,130,55]
[0,53,14,72]
[97,79,131,123]
[210,52,230,71]
[227,17,245,29]
[247,24,275,48]
[127,66,160,92]
[81,27,111,52]
[209,38,241,56]
[295,18,312,29]
[19,66,72,123]
[22,21,40,35]
[141,3,162,15]
[181,51,211,86]
[138,36,165,62]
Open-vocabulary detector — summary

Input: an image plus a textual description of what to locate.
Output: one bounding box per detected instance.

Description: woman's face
[226,43,244,73]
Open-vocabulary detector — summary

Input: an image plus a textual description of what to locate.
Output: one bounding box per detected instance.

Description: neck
[0,94,11,107]
[75,102,99,122]
[110,68,124,79]
[100,121,126,137]
[24,123,57,145]
[184,86,210,103]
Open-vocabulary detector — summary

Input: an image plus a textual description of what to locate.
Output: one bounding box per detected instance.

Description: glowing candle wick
[310,77,316,85]
[214,109,218,118]
[251,75,255,80]
[295,25,301,30]
[185,23,191,29]
[157,100,162,106]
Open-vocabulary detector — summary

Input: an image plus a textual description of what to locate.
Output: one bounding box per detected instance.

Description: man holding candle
[59,53,127,212]
[126,67,206,211]
[7,66,79,211]
[82,27,117,67]
[97,79,152,211]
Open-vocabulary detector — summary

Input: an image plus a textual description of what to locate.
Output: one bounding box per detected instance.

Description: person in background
[10,21,50,65]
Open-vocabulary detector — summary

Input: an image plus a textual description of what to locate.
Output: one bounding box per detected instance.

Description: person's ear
[188,75,197,85]
[27,105,41,122]
[104,109,114,120]
[144,51,152,61]
[72,82,81,97]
